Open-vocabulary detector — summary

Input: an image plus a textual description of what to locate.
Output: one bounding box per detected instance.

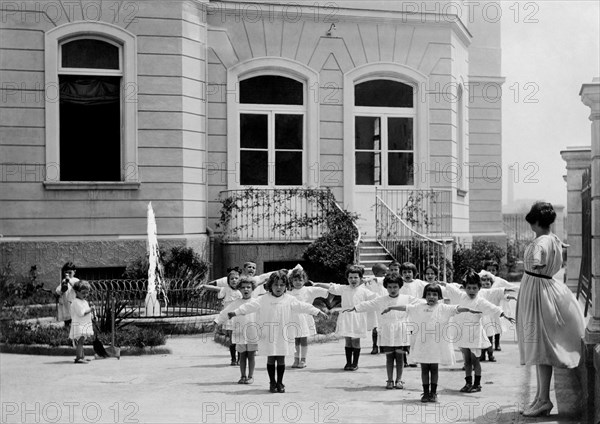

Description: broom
[91,309,109,358]
[105,295,121,359]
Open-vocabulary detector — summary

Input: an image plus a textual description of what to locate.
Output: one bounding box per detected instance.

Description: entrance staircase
[358,240,394,277]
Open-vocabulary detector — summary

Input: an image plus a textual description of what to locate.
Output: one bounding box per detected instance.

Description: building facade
[0,0,504,283]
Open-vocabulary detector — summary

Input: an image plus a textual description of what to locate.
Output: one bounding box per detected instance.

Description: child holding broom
[69,280,95,363]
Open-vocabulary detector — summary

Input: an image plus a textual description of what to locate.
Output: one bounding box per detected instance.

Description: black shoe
[269,383,277,393]
[421,393,431,402]
[429,393,438,402]
[460,384,472,393]
[488,356,496,362]
[344,364,351,371]
[468,385,481,393]
[495,346,501,351]
[349,365,358,371]
[479,355,486,362]
[371,346,379,355]
[276,383,286,393]
[408,363,417,368]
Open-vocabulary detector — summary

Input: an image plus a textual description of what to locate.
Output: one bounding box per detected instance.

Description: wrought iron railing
[218,188,360,261]
[219,188,333,242]
[375,195,451,280]
[376,188,452,237]
[503,213,535,261]
[87,279,222,319]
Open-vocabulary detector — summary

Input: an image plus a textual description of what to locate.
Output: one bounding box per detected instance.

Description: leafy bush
[123,246,209,283]
[0,320,166,348]
[303,208,359,284]
[314,310,338,335]
[452,240,505,282]
[99,325,166,348]
[0,263,54,307]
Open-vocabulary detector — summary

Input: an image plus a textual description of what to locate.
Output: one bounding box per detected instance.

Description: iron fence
[376,188,452,237]
[87,279,222,319]
[375,195,452,281]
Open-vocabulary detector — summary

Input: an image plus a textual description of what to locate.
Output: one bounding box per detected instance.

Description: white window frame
[343,63,429,207]
[227,58,319,190]
[44,22,138,188]
[238,93,306,187]
[354,106,417,187]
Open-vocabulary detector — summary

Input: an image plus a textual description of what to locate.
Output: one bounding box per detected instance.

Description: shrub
[0,263,54,307]
[452,240,506,282]
[0,321,166,348]
[303,208,359,283]
[123,246,209,283]
[314,310,338,335]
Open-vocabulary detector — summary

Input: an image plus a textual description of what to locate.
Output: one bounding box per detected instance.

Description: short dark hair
[425,264,439,276]
[61,262,76,273]
[422,283,443,300]
[463,269,481,288]
[525,201,556,228]
[400,262,418,274]
[264,270,289,294]
[345,265,364,278]
[383,275,403,289]
[372,263,388,276]
[389,261,401,269]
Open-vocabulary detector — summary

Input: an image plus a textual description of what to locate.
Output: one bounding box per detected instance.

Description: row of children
[211,260,517,402]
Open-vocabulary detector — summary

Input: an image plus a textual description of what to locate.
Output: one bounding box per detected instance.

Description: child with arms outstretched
[383,283,482,402]
[228,270,327,393]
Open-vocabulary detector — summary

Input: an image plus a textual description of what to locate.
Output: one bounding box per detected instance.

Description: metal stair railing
[375,195,450,280]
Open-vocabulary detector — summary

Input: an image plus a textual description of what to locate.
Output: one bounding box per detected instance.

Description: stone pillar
[579,77,600,424]
[560,147,591,292]
[580,78,600,340]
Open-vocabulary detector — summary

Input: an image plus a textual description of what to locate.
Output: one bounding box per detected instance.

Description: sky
[501,0,600,210]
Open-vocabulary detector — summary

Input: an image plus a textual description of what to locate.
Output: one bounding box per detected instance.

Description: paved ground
[0,325,585,424]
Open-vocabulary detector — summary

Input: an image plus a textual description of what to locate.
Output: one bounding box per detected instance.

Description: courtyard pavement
[0,324,585,424]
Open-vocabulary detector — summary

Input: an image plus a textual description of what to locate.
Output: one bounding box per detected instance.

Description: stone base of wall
[0,235,209,289]
[217,241,312,276]
[580,336,600,423]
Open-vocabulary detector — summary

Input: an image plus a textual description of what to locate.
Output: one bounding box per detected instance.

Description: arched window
[58,38,122,181]
[238,75,305,186]
[45,23,137,186]
[354,79,415,186]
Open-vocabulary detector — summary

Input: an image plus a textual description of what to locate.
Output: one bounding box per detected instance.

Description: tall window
[354,80,415,186]
[239,75,304,186]
[58,38,122,181]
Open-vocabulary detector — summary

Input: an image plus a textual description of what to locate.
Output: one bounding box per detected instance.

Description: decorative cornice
[206,1,472,46]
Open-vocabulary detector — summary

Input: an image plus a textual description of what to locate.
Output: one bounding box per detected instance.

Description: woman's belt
[525,270,552,279]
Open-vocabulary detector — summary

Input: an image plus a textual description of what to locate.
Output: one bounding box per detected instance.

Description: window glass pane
[240,76,303,105]
[275,114,303,149]
[241,150,268,185]
[355,80,413,107]
[275,152,302,185]
[240,114,268,149]
[355,117,381,150]
[388,153,414,185]
[59,76,121,181]
[355,152,381,185]
[62,39,119,69]
[388,118,413,150]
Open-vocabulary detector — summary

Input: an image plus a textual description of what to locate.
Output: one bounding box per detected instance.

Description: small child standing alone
[288,266,329,368]
[215,277,258,384]
[69,280,94,364]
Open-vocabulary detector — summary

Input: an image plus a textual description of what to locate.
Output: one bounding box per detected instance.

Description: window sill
[43,181,140,190]
[457,188,468,198]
